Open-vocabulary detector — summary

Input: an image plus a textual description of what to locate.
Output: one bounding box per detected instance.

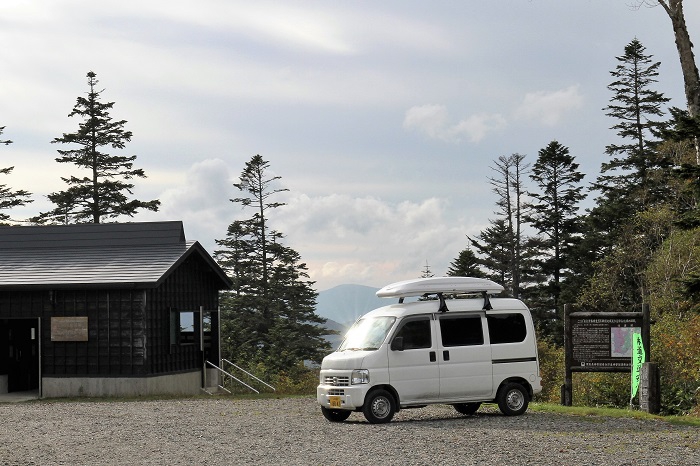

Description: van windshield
[339,316,396,351]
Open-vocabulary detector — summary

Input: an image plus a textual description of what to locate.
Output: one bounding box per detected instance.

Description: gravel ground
[0,397,698,466]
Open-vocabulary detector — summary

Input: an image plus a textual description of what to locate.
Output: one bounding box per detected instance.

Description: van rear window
[487,313,526,344]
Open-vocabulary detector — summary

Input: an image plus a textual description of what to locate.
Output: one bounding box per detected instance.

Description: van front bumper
[317,384,370,410]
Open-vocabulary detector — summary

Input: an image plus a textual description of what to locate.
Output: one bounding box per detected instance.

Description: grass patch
[530,402,700,427]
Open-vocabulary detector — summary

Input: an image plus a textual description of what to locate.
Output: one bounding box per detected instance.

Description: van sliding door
[436,313,492,400]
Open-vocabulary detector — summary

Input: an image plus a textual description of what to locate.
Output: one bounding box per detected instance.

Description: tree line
[443,32,700,411]
[2,1,699,403]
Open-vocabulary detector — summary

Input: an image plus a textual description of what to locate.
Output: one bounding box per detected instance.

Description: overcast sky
[1,1,698,291]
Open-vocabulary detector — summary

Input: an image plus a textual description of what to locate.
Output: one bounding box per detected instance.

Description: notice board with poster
[562,304,650,406]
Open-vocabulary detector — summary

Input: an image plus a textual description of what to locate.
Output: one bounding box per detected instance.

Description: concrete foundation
[42,370,203,398]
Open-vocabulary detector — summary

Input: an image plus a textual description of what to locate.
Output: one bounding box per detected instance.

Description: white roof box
[376,276,504,299]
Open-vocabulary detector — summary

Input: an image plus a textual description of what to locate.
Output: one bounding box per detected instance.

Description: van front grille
[324,376,350,386]
[328,389,345,396]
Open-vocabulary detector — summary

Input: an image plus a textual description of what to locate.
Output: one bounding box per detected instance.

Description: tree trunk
[658,0,700,162]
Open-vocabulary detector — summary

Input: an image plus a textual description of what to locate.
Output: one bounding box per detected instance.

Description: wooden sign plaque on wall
[51,316,89,342]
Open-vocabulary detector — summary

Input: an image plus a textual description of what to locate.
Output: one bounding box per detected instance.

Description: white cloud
[403,105,506,143]
[513,85,584,126]
[144,158,236,250]
[271,193,479,290]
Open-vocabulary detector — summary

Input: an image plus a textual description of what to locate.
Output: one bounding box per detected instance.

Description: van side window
[439,316,483,347]
[394,318,432,349]
[487,313,526,344]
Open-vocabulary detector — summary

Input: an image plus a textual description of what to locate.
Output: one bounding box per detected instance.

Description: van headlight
[351,369,369,385]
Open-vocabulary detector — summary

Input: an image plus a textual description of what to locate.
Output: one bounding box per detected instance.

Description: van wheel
[453,402,481,416]
[362,389,396,424]
[497,383,528,416]
[321,406,352,422]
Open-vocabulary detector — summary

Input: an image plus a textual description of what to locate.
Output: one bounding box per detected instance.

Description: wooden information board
[562,304,650,407]
[51,316,89,342]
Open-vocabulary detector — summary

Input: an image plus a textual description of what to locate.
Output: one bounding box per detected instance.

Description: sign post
[563,304,653,409]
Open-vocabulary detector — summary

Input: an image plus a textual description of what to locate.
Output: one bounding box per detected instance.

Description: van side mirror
[391,337,404,351]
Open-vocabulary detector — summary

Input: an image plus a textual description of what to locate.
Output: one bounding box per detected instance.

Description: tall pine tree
[468,218,513,290]
[591,39,670,248]
[446,247,485,278]
[475,154,531,297]
[34,71,159,224]
[525,140,586,342]
[0,126,33,222]
[216,155,330,373]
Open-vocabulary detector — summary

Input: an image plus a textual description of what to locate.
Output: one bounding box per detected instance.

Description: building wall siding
[0,253,221,380]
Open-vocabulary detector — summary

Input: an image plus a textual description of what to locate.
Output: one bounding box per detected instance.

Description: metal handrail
[205,360,259,394]
[221,358,277,392]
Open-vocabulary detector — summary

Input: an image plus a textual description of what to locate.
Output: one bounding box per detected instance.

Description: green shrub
[571,372,631,408]
[534,337,565,403]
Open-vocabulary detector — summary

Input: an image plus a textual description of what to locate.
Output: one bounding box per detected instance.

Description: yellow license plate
[329,396,342,408]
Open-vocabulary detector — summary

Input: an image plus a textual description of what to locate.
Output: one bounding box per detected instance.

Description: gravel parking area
[1,397,698,465]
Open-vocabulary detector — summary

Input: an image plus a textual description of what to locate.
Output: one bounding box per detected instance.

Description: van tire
[453,402,481,415]
[321,406,352,422]
[497,382,528,416]
[362,389,396,424]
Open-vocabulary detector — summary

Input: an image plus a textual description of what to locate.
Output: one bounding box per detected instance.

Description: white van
[317,277,542,423]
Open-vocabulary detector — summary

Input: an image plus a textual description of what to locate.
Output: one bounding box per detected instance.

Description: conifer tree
[591,39,670,245]
[481,154,530,297]
[420,261,434,278]
[0,126,33,222]
[659,108,700,228]
[216,155,331,372]
[0,126,11,146]
[468,218,513,290]
[525,141,586,341]
[446,247,485,278]
[34,71,159,224]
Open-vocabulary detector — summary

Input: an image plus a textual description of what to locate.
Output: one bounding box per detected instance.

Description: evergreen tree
[591,39,670,246]
[525,140,586,342]
[216,155,331,373]
[480,153,531,297]
[0,126,11,145]
[420,261,434,278]
[0,126,33,222]
[34,71,159,224]
[660,108,700,228]
[446,247,485,278]
[657,108,700,299]
[468,218,512,290]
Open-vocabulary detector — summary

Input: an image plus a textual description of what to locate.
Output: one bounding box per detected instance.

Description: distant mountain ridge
[315,284,387,326]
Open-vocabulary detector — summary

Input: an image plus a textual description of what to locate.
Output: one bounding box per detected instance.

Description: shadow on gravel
[336,408,649,434]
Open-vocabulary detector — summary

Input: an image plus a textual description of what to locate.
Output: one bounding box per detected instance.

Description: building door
[2,319,40,392]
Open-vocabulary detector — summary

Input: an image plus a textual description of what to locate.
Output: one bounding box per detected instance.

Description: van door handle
[443,350,450,361]
[429,351,436,362]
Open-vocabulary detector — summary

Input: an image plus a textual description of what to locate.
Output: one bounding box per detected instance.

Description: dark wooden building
[0,221,231,398]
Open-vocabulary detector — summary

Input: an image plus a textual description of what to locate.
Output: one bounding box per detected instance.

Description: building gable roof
[0,221,232,290]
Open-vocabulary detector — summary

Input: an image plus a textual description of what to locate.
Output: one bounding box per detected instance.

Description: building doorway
[0,318,40,393]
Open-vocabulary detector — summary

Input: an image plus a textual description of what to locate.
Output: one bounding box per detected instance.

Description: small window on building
[170,310,196,345]
[439,315,483,347]
[393,318,432,349]
[487,313,526,344]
